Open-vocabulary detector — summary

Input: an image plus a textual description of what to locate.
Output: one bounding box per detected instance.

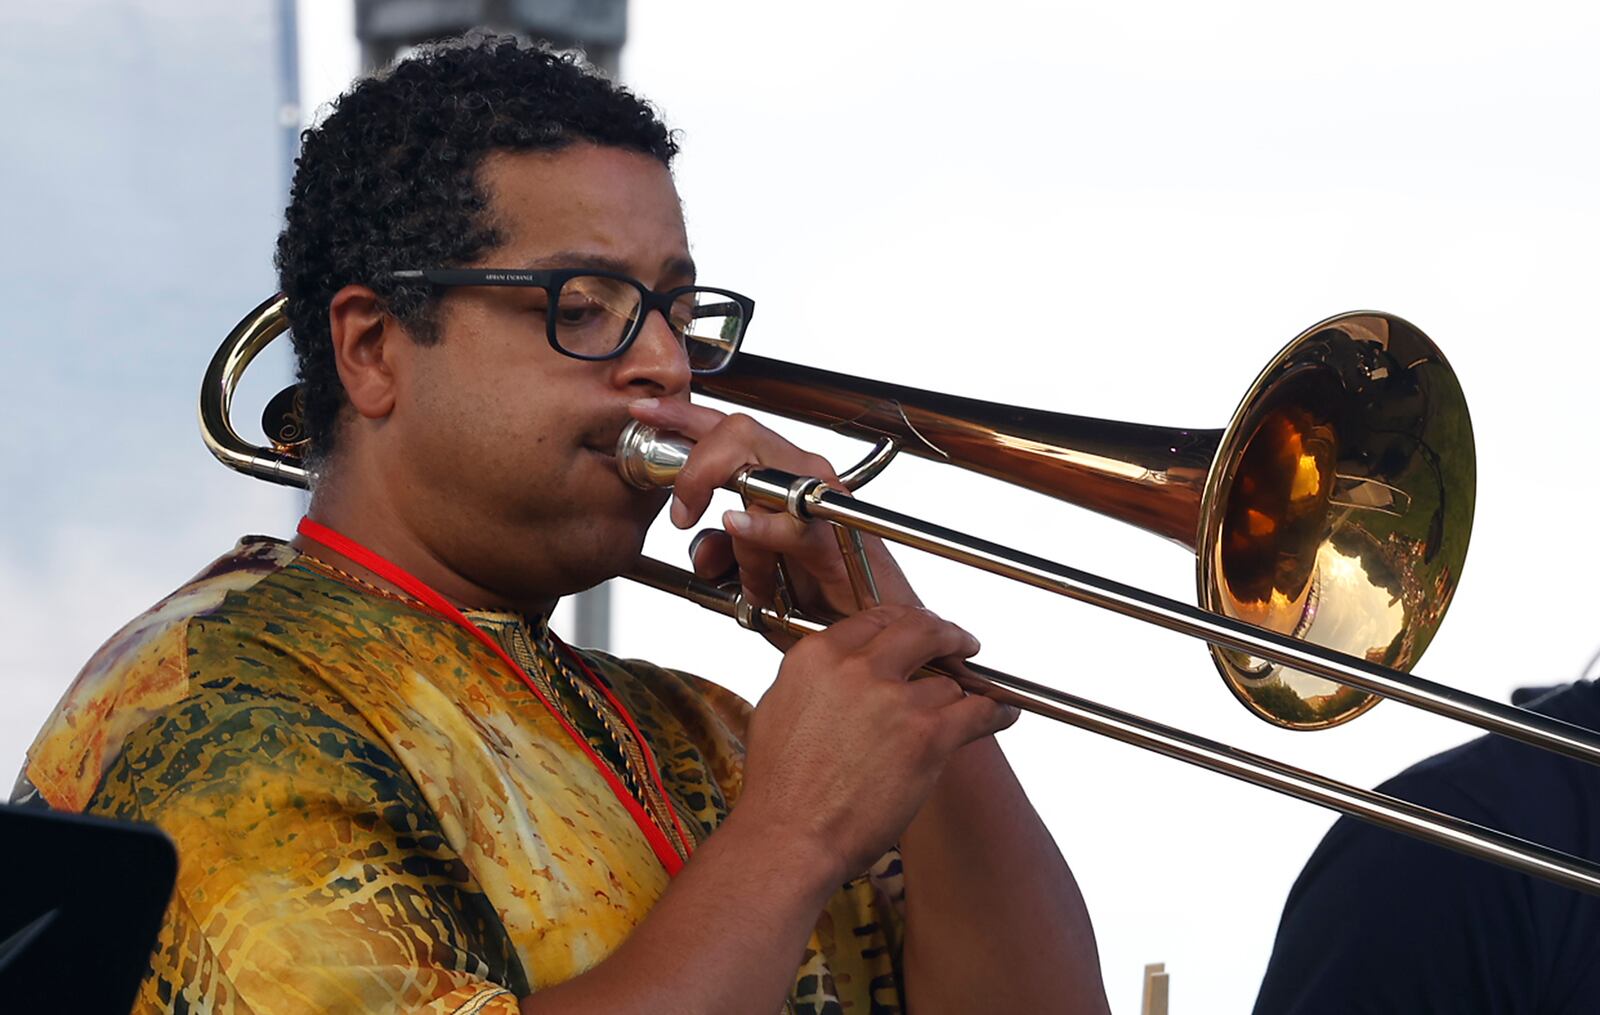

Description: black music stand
[0,803,176,1012]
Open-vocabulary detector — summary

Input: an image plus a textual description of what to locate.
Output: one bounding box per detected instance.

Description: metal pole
[276,0,308,518]
[275,0,301,192]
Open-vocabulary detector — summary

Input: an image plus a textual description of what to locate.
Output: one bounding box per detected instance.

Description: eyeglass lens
[555,275,743,372]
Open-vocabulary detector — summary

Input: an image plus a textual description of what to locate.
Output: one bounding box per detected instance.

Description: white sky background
[8,2,1599,1012]
[618,4,1600,1011]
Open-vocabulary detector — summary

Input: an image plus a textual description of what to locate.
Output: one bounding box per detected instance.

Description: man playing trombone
[12,35,1109,1014]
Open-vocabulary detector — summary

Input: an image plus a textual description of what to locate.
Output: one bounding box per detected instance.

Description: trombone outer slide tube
[724,466,1600,771]
[624,557,1600,896]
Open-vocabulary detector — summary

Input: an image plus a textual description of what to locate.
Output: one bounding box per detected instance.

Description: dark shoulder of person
[1253,681,1600,1015]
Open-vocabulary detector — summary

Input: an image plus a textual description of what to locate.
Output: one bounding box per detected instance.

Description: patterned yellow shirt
[13,537,906,1014]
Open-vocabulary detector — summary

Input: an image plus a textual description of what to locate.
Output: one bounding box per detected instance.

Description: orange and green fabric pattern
[13,537,906,1014]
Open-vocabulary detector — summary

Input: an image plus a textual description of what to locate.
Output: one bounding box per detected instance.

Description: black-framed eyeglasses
[392,268,754,375]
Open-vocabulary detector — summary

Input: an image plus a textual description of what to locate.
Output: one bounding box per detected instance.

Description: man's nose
[612,306,692,395]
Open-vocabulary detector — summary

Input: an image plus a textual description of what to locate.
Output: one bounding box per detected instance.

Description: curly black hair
[275,35,678,466]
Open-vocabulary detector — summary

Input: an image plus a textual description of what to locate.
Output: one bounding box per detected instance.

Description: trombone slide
[617,424,1600,896]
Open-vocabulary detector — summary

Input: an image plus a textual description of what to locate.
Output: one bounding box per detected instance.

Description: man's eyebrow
[519,251,698,283]
[662,255,698,283]
[520,251,630,273]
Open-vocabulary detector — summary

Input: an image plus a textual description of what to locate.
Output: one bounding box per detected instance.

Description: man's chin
[559,520,653,591]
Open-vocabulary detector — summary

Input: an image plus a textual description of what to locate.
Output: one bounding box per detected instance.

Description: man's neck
[294,480,558,620]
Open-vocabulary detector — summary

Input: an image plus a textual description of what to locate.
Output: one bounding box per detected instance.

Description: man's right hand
[732,605,1020,884]
[524,606,1030,1015]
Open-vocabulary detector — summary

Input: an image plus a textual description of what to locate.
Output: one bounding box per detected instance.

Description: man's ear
[328,284,403,421]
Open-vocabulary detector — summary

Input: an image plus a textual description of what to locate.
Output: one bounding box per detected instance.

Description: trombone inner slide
[618,423,1600,895]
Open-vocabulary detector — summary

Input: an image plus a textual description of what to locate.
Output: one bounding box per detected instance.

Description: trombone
[203,296,1600,895]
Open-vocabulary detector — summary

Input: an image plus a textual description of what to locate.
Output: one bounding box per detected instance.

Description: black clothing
[1254,682,1600,1015]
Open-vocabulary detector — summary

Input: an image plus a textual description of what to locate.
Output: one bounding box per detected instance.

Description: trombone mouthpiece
[615,420,694,490]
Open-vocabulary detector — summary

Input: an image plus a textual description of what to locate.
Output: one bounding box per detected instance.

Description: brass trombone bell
[696,312,1474,730]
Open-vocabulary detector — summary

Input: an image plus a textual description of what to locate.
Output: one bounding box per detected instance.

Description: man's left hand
[627,398,919,635]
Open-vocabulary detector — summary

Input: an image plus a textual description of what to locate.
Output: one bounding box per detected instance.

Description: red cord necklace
[297,516,690,876]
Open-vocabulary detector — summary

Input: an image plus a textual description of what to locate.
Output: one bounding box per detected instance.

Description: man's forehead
[478,145,690,277]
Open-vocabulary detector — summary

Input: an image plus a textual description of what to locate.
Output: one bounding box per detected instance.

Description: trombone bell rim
[1196,310,1474,730]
